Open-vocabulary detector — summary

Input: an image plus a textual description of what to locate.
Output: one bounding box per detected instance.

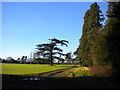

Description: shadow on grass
[2,74,120,89]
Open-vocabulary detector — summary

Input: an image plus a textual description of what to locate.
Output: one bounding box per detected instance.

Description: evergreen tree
[76,2,104,66]
[35,38,68,65]
[105,2,120,70]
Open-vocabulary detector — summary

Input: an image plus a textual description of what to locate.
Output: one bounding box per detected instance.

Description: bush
[89,66,113,77]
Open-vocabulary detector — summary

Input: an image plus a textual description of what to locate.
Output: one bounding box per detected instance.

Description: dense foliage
[76,2,105,66]
[76,2,120,68]
[105,2,120,71]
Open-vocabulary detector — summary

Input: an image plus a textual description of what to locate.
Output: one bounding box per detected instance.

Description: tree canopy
[35,38,68,65]
[76,2,105,66]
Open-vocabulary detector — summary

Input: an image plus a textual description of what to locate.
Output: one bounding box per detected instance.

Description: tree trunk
[50,50,53,66]
[50,59,53,66]
[58,60,60,64]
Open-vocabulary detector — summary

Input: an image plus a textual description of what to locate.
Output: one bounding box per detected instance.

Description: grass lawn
[1,63,74,75]
[2,63,117,88]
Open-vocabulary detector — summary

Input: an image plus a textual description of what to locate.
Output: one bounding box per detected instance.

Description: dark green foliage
[76,2,120,68]
[76,2,105,66]
[92,32,111,66]
[105,2,120,70]
[35,38,68,65]
[106,2,120,18]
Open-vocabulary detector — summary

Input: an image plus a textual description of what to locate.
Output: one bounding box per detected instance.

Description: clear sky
[2,2,108,59]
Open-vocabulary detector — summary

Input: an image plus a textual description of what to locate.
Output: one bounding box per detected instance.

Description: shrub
[89,66,113,77]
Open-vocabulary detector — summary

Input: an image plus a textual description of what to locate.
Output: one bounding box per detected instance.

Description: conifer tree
[35,38,68,65]
[76,2,104,66]
[105,2,120,70]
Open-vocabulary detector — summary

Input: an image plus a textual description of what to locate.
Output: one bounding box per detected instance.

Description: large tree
[35,38,68,65]
[76,2,104,66]
[105,1,120,70]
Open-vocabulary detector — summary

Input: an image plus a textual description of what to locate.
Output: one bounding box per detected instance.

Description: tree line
[75,1,120,77]
[34,38,79,65]
[1,38,78,65]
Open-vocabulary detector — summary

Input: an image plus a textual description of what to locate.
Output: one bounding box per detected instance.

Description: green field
[1,63,73,75]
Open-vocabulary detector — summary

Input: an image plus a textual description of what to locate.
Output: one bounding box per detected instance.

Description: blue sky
[2,2,108,59]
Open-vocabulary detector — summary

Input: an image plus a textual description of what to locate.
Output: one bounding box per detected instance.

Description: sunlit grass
[1,63,73,75]
[54,67,91,77]
[72,67,91,77]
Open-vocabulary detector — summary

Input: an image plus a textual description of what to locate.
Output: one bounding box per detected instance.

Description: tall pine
[76,2,104,66]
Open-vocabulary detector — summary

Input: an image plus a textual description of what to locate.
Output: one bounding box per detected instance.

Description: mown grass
[2,64,117,88]
[1,63,74,75]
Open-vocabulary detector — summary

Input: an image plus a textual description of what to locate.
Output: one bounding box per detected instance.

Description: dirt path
[36,66,78,77]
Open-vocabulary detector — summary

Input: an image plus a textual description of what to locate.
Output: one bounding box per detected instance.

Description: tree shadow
[2,74,120,89]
